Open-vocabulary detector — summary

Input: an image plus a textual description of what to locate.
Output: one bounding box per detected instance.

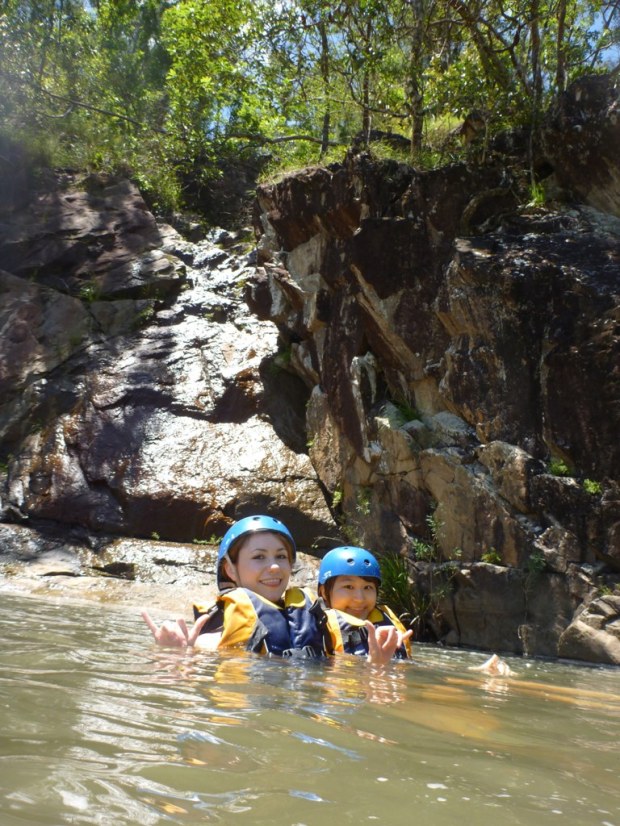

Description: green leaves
[2,0,617,213]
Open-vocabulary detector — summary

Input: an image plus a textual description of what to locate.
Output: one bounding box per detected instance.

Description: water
[1,593,619,826]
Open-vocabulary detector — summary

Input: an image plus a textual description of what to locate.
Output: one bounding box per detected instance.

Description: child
[318,546,413,660]
[142,515,399,665]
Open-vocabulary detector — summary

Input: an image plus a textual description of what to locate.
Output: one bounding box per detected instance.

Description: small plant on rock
[356,487,372,516]
[526,549,547,576]
[412,537,435,561]
[338,521,363,548]
[402,510,462,641]
[194,535,219,545]
[583,478,602,495]
[393,399,420,424]
[548,459,571,477]
[481,547,502,564]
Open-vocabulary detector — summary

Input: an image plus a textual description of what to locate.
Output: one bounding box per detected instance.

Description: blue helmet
[217,515,296,587]
[318,546,381,586]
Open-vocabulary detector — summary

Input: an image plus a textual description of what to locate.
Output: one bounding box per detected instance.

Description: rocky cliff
[248,73,620,664]
[1,75,619,664]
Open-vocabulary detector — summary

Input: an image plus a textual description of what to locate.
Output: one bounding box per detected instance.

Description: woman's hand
[141,610,212,648]
[366,622,413,666]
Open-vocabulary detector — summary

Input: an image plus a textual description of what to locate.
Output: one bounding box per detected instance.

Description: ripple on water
[1,594,619,826]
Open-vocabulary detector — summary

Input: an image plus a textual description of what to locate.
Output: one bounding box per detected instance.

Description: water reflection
[1,593,619,826]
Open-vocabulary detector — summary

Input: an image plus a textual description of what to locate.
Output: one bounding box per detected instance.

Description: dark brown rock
[0,173,185,300]
[542,74,620,217]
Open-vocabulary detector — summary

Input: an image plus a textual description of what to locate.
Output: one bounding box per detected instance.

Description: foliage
[392,398,420,425]
[132,303,156,330]
[548,458,572,477]
[412,537,435,561]
[193,535,219,545]
[355,486,372,516]
[78,283,100,303]
[379,551,427,632]
[583,478,602,495]
[395,511,464,640]
[337,521,363,548]
[410,513,444,562]
[1,0,618,212]
[520,548,548,612]
[528,180,547,207]
[526,549,547,576]
[481,547,502,564]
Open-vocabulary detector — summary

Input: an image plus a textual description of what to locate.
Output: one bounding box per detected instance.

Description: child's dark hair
[320,574,378,606]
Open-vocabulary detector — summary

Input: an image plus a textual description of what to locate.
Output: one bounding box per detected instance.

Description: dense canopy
[1,0,619,212]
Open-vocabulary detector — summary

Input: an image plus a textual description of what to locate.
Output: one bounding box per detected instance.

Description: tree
[2,0,619,213]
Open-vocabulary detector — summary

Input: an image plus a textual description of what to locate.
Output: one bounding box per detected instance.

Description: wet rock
[542,74,620,217]
[249,74,620,662]
[0,522,320,615]
[558,595,620,665]
[0,174,337,551]
[0,174,186,300]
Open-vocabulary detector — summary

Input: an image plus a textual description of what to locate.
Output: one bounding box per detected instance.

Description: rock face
[542,73,620,218]
[1,76,619,665]
[0,173,337,554]
[249,74,620,664]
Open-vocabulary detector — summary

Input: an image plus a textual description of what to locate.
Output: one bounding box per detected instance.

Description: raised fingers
[186,612,214,646]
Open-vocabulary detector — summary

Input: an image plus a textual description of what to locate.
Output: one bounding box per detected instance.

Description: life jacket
[324,604,411,659]
[193,586,335,659]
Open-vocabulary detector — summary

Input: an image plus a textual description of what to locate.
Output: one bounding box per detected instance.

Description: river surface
[1,592,619,826]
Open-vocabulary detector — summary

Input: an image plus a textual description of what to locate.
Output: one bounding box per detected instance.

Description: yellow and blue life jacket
[194,586,334,659]
[325,604,411,659]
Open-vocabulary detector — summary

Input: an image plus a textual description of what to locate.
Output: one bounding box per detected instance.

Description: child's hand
[399,628,413,647]
[366,622,413,666]
[366,622,397,666]
[141,610,212,648]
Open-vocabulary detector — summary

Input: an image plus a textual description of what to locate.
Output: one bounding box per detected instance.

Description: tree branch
[228,132,341,146]
[0,68,167,134]
[37,86,168,134]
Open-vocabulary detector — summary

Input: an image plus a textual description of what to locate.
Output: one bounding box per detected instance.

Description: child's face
[224,531,292,602]
[326,575,378,619]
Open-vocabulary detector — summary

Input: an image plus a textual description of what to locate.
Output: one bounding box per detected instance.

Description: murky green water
[1,592,618,825]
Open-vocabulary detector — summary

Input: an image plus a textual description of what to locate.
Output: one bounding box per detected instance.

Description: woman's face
[224,531,292,602]
[326,575,378,619]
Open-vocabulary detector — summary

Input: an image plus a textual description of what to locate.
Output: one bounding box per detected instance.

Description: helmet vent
[318,546,381,586]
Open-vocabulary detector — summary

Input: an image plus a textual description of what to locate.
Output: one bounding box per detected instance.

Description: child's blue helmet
[217,515,296,587]
[318,546,381,586]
